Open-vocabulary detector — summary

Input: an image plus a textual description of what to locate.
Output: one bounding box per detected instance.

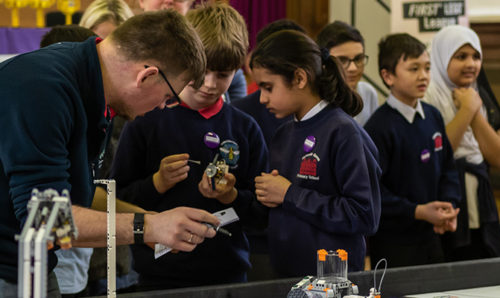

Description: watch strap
[133,213,145,244]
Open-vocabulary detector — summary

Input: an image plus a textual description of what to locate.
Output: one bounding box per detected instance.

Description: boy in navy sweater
[111,3,268,290]
[364,33,461,268]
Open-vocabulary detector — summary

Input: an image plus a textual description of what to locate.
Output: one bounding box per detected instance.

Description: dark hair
[317,21,364,50]
[256,19,306,45]
[110,10,206,89]
[40,25,96,48]
[251,30,362,116]
[378,33,426,88]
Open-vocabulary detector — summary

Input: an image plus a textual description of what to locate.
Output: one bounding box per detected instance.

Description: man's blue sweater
[268,105,381,277]
[0,37,108,282]
[364,102,460,244]
[111,103,268,287]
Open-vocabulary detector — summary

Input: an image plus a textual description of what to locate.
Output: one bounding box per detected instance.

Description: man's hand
[153,153,190,194]
[144,207,218,252]
[198,172,238,204]
[255,170,291,208]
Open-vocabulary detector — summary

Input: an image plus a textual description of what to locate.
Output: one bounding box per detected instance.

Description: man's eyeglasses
[336,54,369,69]
[144,65,181,108]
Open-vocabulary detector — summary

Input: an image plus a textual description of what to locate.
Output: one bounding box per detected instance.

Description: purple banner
[0,28,51,54]
[229,0,286,51]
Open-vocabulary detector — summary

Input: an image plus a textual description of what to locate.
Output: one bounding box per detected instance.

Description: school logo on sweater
[220,140,240,168]
[297,153,320,181]
[433,132,443,152]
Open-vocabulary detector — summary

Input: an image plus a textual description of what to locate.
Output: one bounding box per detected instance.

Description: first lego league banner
[391,0,469,46]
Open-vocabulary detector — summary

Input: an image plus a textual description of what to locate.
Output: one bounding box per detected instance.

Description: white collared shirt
[386,94,425,124]
[295,100,329,122]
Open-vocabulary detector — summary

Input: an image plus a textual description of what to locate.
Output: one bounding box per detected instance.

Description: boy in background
[140,0,247,102]
[364,33,460,267]
[111,3,268,290]
[317,20,378,126]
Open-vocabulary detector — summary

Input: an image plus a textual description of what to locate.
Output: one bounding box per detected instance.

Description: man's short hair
[378,33,427,87]
[110,10,206,88]
[40,25,96,48]
[317,20,364,50]
[186,3,248,72]
[256,19,306,45]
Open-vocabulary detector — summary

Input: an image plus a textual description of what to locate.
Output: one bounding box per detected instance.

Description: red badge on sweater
[433,132,443,152]
[297,153,320,181]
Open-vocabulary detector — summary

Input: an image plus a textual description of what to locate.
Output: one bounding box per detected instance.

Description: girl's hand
[254,170,291,208]
[198,172,237,204]
[452,87,482,114]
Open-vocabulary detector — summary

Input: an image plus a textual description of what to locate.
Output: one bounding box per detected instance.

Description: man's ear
[380,68,394,87]
[136,66,158,88]
[293,68,308,89]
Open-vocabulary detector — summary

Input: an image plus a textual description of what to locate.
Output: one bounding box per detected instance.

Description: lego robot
[16,189,77,298]
[287,249,381,298]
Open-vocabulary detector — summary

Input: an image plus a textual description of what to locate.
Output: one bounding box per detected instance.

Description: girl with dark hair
[252,30,381,276]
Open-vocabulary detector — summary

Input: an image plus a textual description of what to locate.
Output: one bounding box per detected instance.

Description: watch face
[205,164,218,178]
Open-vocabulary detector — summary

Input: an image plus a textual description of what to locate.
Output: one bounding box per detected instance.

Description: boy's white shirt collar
[294,100,329,122]
[386,93,425,123]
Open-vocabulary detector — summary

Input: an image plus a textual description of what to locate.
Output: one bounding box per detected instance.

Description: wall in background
[329,0,500,103]
[330,0,391,102]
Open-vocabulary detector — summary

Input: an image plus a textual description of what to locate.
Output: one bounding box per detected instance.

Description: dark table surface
[90,257,500,298]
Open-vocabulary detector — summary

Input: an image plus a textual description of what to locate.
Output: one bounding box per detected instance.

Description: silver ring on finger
[188,233,194,243]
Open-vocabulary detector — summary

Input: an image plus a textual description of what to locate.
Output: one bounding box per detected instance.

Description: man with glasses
[317,21,379,126]
[0,11,219,297]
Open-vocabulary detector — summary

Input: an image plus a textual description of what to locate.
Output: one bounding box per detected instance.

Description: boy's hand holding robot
[199,154,237,204]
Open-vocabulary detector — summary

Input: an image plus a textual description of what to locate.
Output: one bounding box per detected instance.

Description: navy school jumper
[111,102,269,288]
[364,102,460,246]
[267,105,381,277]
[0,37,108,282]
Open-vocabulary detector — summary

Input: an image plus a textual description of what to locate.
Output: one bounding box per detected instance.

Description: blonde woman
[79,0,134,38]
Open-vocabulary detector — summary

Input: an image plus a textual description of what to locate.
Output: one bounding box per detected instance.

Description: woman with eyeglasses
[317,20,378,127]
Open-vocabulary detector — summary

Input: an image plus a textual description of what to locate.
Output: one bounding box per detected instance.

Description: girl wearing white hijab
[425,25,500,261]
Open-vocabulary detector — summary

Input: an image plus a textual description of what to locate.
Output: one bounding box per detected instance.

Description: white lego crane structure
[16,179,117,298]
[16,189,77,298]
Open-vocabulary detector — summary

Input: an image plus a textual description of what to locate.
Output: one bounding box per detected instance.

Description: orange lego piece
[307,284,313,291]
[317,249,328,261]
[337,249,348,261]
[323,288,330,292]
[59,236,72,250]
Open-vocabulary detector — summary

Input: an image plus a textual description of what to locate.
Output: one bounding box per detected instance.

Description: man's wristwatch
[133,213,145,244]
